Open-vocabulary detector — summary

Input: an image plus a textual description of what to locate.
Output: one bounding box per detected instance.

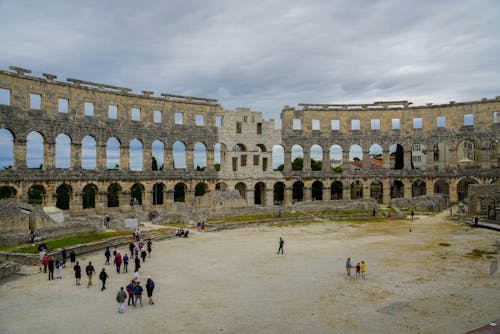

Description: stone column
[14,138,26,169]
[404,150,412,170]
[322,150,330,171]
[245,189,254,206]
[165,147,173,170]
[426,179,434,196]
[303,151,311,172]
[143,143,152,172]
[383,150,390,169]
[382,179,391,205]
[44,140,55,170]
[96,143,106,171]
[284,150,292,172]
[322,187,330,201]
[303,187,312,202]
[186,147,194,171]
[96,191,107,214]
[343,184,351,200]
[73,192,83,214]
[120,190,132,212]
[120,145,130,171]
[71,142,82,170]
[265,188,274,206]
[363,151,370,170]
[404,180,412,198]
[448,180,458,203]
[143,190,152,210]
[284,187,293,206]
[342,150,350,169]
[207,149,215,171]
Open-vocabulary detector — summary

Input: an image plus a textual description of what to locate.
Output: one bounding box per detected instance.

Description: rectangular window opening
[84,101,94,116]
[437,116,446,128]
[351,119,360,131]
[215,115,222,127]
[392,118,400,130]
[241,155,247,166]
[331,119,340,130]
[0,88,11,105]
[30,93,41,110]
[153,110,162,123]
[293,119,301,130]
[256,122,262,134]
[413,117,423,129]
[236,122,242,134]
[175,112,183,125]
[464,114,474,126]
[58,98,68,113]
[371,119,380,130]
[131,107,141,121]
[312,119,320,131]
[108,105,118,119]
[253,155,259,166]
[196,114,204,126]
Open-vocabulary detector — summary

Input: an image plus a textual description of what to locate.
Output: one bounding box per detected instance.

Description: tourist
[134,244,140,257]
[133,269,140,283]
[277,237,284,254]
[114,251,122,274]
[99,268,108,291]
[123,253,129,273]
[197,220,201,231]
[104,247,111,265]
[201,221,205,232]
[42,253,49,273]
[61,247,67,268]
[30,229,35,245]
[116,287,127,313]
[134,255,141,272]
[129,242,135,256]
[113,246,118,256]
[410,210,415,222]
[126,280,135,306]
[69,250,76,266]
[48,257,55,280]
[345,257,354,278]
[133,281,143,307]
[56,259,63,279]
[146,275,155,305]
[361,261,367,279]
[74,261,81,285]
[86,261,95,287]
[147,240,152,258]
[141,248,147,263]
[355,262,361,279]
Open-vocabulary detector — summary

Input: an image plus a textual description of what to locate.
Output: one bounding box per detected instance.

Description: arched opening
[291,145,304,171]
[28,185,45,204]
[107,183,121,207]
[173,141,186,169]
[412,180,426,197]
[254,182,265,205]
[256,144,267,152]
[292,181,304,202]
[434,180,449,195]
[81,135,97,170]
[391,180,404,198]
[153,183,164,205]
[312,181,323,201]
[194,142,207,171]
[457,139,479,166]
[331,181,343,200]
[215,182,228,191]
[129,139,143,171]
[195,182,208,196]
[82,184,97,209]
[0,186,17,199]
[457,178,479,202]
[130,183,144,205]
[370,181,383,203]
[369,144,383,169]
[55,134,71,169]
[0,129,14,169]
[235,182,247,199]
[411,144,427,170]
[151,140,164,171]
[273,182,285,205]
[310,144,323,171]
[390,144,404,170]
[26,131,44,169]
[350,180,363,199]
[56,184,71,210]
[349,144,363,168]
[214,143,222,171]
[272,145,285,171]
[174,183,186,202]
[106,137,121,170]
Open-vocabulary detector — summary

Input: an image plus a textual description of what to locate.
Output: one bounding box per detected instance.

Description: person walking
[104,247,111,265]
[147,240,152,258]
[133,281,143,307]
[355,262,361,279]
[141,248,147,263]
[56,259,63,279]
[123,253,129,273]
[134,255,141,272]
[99,268,108,291]
[146,276,155,305]
[69,250,76,266]
[30,229,36,245]
[410,210,415,222]
[361,261,367,279]
[42,253,49,273]
[61,247,67,268]
[116,287,127,313]
[345,257,354,278]
[114,251,122,274]
[126,280,135,306]
[48,257,55,280]
[129,242,135,256]
[277,237,284,254]
[86,261,95,287]
[74,261,81,285]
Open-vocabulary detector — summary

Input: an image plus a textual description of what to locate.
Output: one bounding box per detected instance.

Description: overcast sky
[1,0,499,124]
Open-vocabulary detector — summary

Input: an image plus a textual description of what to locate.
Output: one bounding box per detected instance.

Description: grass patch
[466,248,498,257]
[438,243,451,247]
[271,220,320,227]
[161,221,188,228]
[13,231,131,254]
[208,212,302,223]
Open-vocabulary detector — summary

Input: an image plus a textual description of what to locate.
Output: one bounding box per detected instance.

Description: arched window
[55,134,71,169]
[82,136,97,170]
[129,139,143,171]
[106,137,121,170]
[0,128,14,169]
[26,131,44,168]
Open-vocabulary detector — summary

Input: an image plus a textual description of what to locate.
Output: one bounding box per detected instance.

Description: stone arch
[370,180,383,203]
[215,182,228,191]
[106,137,121,170]
[391,180,404,198]
[235,182,247,199]
[254,182,266,205]
[28,184,45,204]
[457,139,479,165]
[55,133,71,169]
[56,184,72,210]
[0,186,17,199]
[0,128,14,169]
[130,183,144,205]
[174,182,186,202]
[390,144,404,170]
[434,179,449,195]
[272,145,285,171]
[151,140,164,171]
[310,144,323,171]
[173,141,186,169]
[412,179,426,197]
[26,131,44,169]
[107,183,121,208]
[214,143,224,171]
[82,135,97,170]
[292,181,304,202]
[369,144,383,169]
[194,142,207,171]
[195,182,208,196]
[312,180,323,200]
[129,139,143,171]
[256,144,267,152]
[349,144,363,168]
[351,180,363,199]
[291,145,304,171]
[457,177,479,201]
[273,181,285,205]
[82,184,97,209]
[331,181,343,200]
[329,144,343,169]
[233,143,247,152]
[152,182,164,205]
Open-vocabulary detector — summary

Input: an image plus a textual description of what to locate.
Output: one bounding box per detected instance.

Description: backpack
[126,283,134,295]
[86,266,93,275]
[146,279,155,290]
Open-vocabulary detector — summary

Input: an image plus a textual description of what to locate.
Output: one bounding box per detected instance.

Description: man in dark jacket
[99,268,108,291]
[86,261,95,287]
[133,281,143,307]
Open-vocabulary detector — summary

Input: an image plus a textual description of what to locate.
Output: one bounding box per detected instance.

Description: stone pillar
[382,179,391,205]
[44,141,55,170]
[303,187,312,202]
[342,150,350,169]
[143,190,153,210]
[449,181,458,203]
[207,149,215,171]
[363,151,370,170]
[185,189,195,208]
[96,143,106,171]
[363,182,370,199]
[322,150,330,171]
[71,142,82,170]
[264,189,274,206]
[245,189,254,206]
[404,150,412,170]
[448,147,457,170]
[404,181,412,198]
[186,147,194,171]
[120,190,132,212]
[303,151,311,172]
[14,138,26,169]
[284,150,292,172]
[96,191,107,214]
[383,150,390,169]
[73,192,83,213]
[426,179,434,196]
[284,187,293,206]
[143,144,152,172]
[121,145,130,171]
[322,187,330,201]
[165,147,173,170]
[343,184,351,200]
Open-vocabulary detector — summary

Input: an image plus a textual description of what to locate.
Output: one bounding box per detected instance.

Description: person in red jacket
[114,252,122,274]
[42,254,49,273]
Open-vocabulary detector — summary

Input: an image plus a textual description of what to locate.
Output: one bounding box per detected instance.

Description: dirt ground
[0,210,499,334]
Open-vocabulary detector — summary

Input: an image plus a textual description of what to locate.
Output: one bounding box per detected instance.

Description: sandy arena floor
[0,210,499,334]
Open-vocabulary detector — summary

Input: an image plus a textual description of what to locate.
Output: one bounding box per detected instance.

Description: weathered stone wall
[468,184,500,215]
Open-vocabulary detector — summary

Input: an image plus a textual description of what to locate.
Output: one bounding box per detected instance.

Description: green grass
[13,231,131,254]
[161,221,189,228]
[208,212,301,223]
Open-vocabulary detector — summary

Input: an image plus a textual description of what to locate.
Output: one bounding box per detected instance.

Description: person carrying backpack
[133,281,143,307]
[126,280,135,306]
[146,276,155,305]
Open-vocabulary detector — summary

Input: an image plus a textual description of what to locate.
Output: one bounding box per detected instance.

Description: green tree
[292,158,303,171]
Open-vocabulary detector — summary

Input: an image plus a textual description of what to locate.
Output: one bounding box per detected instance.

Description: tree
[292,158,303,171]
[311,159,322,171]
[152,156,158,171]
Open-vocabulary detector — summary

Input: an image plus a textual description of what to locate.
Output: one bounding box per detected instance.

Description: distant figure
[134,255,141,272]
[104,247,111,265]
[114,251,122,274]
[69,250,76,266]
[116,287,127,313]
[355,262,361,279]
[48,257,55,280]
[56,259,63,279]
[146,275,155,305]
[99,268,108,291]
[129,242,135,256]
[147,240,152,258]
[30,230,35,245]
[141,249,147,263]
[61,247,67,268]
[86,261,95,287]
[372,208,376,217]
[123,253,129,273]
[474,216,479,226]
[133,281,144,307]
[42,253,49,273]
[361,261,367,279]
[345,257,354,278]
[74,261,81,285]
[410,211,415,222]
[112,246,117,256]
[277,237,284,254]
[126,280,135,306]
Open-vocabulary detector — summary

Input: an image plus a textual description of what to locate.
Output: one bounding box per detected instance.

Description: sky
[1,0,499,123]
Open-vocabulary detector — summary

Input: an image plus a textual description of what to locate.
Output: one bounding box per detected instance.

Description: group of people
[175,228,189,237]
[39,245,76,281]
[196,220,206,232]
[345,257,367,280]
